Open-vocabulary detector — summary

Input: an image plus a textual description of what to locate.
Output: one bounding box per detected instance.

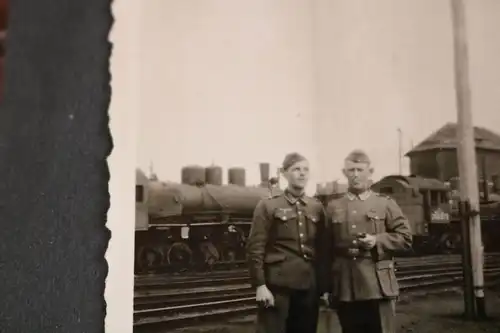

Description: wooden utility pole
[450,0,486,319]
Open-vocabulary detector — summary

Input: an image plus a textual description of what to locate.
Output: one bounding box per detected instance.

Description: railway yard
[133,124,500,332]
[133,253,500,333]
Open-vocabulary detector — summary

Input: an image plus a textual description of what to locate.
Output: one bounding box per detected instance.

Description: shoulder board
[373,192,394,200]
[304,195,318,202]
[335,193,349,200]
[326,195,346,207]
[267,193,282,200]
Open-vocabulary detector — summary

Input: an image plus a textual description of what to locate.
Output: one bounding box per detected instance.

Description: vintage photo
[129,1,500,332]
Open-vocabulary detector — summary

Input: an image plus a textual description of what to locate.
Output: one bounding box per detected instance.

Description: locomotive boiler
[135,163,280,273]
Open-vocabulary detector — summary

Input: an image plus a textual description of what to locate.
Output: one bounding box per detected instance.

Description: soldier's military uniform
[246,189,330,333]
[327,189,412,333]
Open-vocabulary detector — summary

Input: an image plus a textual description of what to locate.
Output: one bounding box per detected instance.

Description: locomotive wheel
[136,246,163,273]
[199,241,220,266]
[222,248,237,263]
[166,242,193,270]
[158,244,172,266]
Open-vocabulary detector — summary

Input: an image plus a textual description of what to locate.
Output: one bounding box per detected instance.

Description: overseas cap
[345,149,371,164]
[282,152,307,171]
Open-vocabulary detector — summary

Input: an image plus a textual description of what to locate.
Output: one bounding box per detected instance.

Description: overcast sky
[137,0,500,195]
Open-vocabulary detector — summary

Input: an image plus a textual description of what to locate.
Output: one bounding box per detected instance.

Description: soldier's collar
[284,189,307,205]
[346,189,372,201]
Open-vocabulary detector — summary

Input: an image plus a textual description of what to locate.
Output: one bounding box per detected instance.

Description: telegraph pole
[450,0,486,319]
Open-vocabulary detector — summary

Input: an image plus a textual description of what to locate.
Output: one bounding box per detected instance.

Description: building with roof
[405,123,500,187]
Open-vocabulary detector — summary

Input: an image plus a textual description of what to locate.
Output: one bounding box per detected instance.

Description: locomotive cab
[371,175,454,254]
[136,169,150,231]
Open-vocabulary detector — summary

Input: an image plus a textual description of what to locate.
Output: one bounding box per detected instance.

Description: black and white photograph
[127,1,500,332]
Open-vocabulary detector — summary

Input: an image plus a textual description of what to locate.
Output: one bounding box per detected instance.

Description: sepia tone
[125,1,500,333]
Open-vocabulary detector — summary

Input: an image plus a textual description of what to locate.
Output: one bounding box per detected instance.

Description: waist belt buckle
[347,248,360,257]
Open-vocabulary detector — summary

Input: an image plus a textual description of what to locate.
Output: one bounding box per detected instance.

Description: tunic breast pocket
[273,208,298,239]
[305,213,319,238]
[366,209,387,234]
[331,214,345,241]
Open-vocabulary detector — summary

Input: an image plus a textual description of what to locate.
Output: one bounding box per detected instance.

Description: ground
[172,286,500,333]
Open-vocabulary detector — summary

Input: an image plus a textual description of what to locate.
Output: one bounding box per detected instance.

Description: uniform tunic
[246,190,329,291]
[326,190,412,333]
[246,190,330,333]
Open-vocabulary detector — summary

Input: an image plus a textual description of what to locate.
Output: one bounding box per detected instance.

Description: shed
[405,123,500,182]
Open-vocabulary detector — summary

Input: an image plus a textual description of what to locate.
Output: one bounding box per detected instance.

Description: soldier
[326,149,412,333]
[246,152,330,333]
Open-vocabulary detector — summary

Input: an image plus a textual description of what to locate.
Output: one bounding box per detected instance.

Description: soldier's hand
[256,285,275,308]
[358,233,377,249]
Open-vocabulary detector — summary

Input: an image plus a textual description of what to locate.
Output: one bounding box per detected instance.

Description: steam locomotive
[135,163,280,273]
[135,165,500,273]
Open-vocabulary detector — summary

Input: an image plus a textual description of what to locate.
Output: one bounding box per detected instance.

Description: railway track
[133,253,500,332]
[134,253,476,280]
[134,253,500,290]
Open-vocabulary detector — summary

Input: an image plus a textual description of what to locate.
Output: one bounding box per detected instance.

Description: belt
[335,247,373,259]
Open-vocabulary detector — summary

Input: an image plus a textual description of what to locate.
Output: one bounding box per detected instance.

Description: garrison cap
[282,152,307,170]
[345,149,371,164]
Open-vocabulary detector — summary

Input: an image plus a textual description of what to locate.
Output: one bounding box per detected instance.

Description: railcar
[135,166,500,274]
[370,175,455,254]
[370,175,500,254]
[135,164,279,273]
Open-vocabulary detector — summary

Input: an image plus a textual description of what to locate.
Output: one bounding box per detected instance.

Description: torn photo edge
[105,1,139,332]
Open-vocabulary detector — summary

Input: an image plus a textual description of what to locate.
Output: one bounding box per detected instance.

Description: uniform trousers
[256,285,319,333]
[337,299,396,333]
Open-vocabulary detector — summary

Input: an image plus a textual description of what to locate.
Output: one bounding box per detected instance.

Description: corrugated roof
[406,122,500,156]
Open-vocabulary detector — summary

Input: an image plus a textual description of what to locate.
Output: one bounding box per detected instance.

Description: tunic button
[352,240,357,245]
[281,217,286,221]
[353,210,357,214]
[299,222,303,226]
[352,225,356,229]
[300,233,304,237]
[298,211,302,215]
[353,257,357,261]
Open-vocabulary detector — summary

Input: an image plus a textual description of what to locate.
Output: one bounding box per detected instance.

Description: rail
[133,253,500,332]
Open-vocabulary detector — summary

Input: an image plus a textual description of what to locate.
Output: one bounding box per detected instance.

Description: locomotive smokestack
[259,163,270,186]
